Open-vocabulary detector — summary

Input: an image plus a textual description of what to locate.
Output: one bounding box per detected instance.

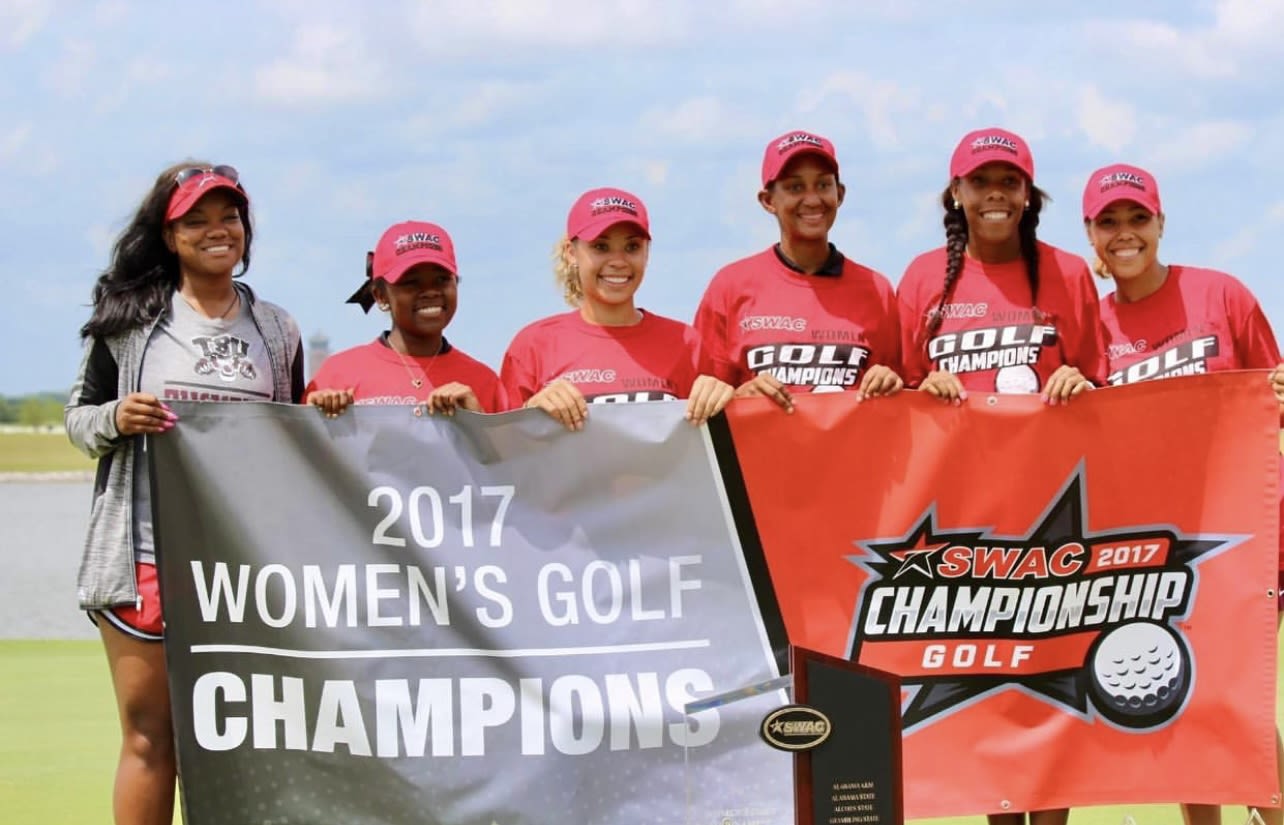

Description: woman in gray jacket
[65,162,302,825]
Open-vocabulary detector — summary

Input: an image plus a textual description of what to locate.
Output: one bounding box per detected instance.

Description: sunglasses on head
[173,165,241,188]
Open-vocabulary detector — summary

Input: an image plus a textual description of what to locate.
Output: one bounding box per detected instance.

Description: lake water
[1,481,96,639]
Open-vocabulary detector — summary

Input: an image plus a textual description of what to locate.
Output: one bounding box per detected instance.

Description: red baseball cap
[346,221,457,312]
[1082,163,1162,220]
[949,127,1034,181]
[166,167,247,221]
[566,187,650,241]
[761,130,838,187]
[372,221,457,282]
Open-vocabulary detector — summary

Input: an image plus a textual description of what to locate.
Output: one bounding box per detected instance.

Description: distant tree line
[0,393,66,427]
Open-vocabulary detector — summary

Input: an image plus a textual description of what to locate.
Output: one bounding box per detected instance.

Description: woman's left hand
[1270,364,1284,401]
[1042,366,1094,405]
[685,375,735,426]
[425,382,481,416]
[856,365,904,401]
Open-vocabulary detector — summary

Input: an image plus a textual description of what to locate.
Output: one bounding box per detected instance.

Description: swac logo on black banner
[846,467,1240,733]
[760,705,832,751]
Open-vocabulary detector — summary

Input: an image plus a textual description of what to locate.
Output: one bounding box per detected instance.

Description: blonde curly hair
[1091,256,1112,280]
[552,234,583,307]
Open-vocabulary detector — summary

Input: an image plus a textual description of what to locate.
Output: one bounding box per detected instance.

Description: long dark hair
[925,182,1048,338]
[79,160,253,339]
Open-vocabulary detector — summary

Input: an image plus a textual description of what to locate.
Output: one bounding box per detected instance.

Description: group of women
[65,128,1284,825]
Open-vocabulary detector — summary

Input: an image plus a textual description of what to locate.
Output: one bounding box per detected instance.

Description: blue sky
[3,0,1283,394]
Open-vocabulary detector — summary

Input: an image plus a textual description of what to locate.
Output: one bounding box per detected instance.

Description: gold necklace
[390,336,444,389]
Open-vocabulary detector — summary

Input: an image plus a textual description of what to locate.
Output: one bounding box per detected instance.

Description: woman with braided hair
[895,129,1107,825]
[897,127,1107,406]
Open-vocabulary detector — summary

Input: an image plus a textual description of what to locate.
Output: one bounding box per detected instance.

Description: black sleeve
[289,339,305,403]
[76,337,120,406]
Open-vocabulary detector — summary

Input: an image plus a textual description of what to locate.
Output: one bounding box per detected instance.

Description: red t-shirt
[692,248,900,393]
[897,242,1109,392]
[500,309,711,406]
[305,339,507,412]
[1100,264,1284,575]
[1099,265,1281,384]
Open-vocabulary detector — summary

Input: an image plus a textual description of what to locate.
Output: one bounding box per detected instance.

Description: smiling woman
[1083,162,1284,825]
[692,130,904,412]
[500,186,734,431]
[63,160,304,825]
[304,220,506,417]
[896,127,1108,410]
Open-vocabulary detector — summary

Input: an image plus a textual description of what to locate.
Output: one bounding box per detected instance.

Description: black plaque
[790,646,903,825]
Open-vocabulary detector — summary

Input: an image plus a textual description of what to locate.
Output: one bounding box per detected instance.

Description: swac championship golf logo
[847,469,1239,732]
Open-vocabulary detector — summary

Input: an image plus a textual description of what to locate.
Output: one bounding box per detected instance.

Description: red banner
[726,371,1280,817]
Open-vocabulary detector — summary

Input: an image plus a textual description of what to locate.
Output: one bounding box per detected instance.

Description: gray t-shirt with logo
[132,294,273,562]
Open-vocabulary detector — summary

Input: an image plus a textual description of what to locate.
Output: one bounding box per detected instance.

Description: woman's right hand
[734,373,794,413]
[919,370,967,405]
[525,379,589,431]
[114,392,176,435]
[308,389,355,419]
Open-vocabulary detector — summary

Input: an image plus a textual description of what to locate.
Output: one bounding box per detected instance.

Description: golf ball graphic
[1088,621,1189,728]
[995,365,1039,394]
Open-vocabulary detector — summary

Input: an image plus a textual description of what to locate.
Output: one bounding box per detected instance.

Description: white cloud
[450,81,537,128]
[1214,199,1284,262]
[797,71,920,150]
[0,0,51,49]
[641,96,756,143]
[1084,0,1284,79]
[93,0,128,26]
[1211,0,1284,47]
[43,39,95,97]
[1095,19,1235,78]
[643,161,668,186]
[0,122,30,161]
[1149,120,1253,170]
[1075,86,1136,153]
[0,122,55,174]
[93,56,172,114]
[255,23,384,105]
[413,0,685,50]
[84,222,117,260]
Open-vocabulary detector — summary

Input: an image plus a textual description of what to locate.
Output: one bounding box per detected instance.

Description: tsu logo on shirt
[192,335,257,382]
[745,342,870,393]
[848,469,1233,732]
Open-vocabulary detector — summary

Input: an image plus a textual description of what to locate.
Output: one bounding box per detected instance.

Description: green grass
[0,639,1276,825]
[0,432,94,473]
[0,641,118,823]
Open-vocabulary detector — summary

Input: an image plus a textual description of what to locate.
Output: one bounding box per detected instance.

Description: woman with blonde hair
[501,186,733,429]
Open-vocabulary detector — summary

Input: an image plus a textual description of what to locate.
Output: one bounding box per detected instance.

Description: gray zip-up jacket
[65,283,304,611]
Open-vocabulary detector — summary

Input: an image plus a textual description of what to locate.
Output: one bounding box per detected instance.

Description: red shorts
[92,562,163,641]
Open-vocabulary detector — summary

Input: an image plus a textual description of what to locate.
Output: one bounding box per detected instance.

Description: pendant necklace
[391,336,444,390]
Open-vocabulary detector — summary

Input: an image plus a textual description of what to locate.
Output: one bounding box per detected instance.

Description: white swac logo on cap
[1098,171,1147,193]
[590,196,639,216]
[395,232,442,254]
[971,134,1018,155]
[777,133,824,153]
